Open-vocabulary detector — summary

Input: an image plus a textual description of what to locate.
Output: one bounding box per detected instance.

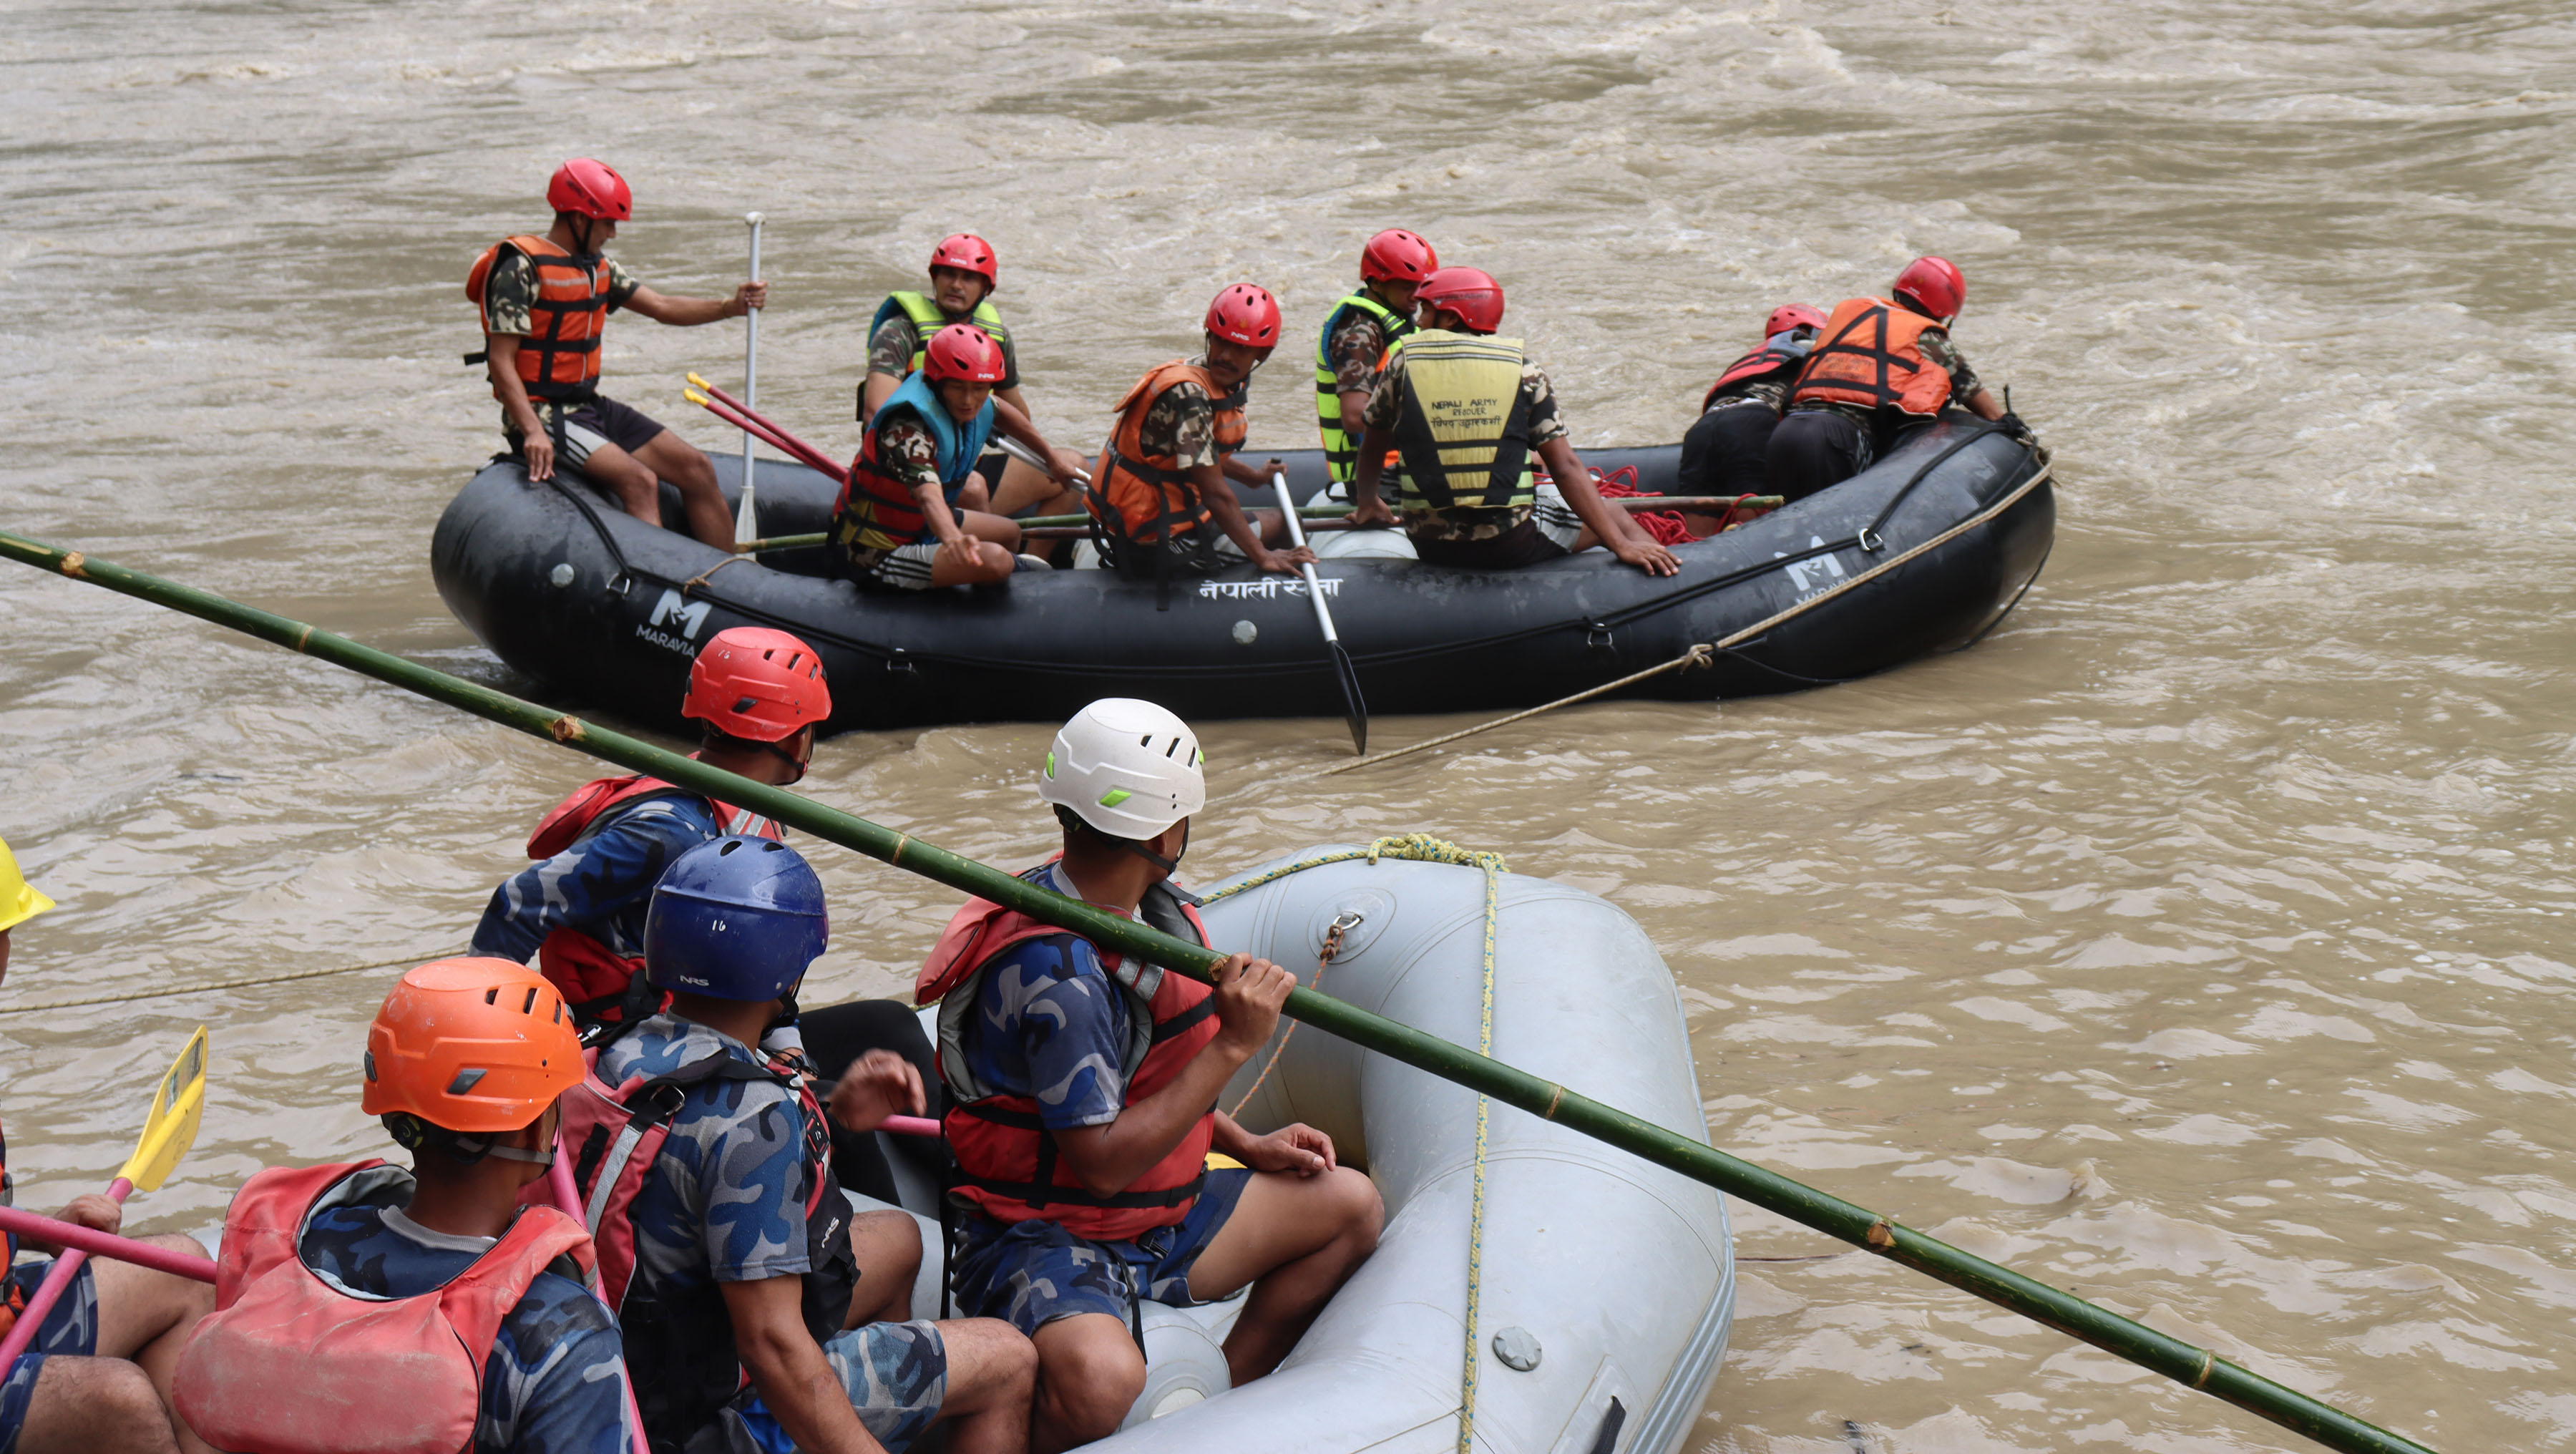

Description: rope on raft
[1197,834,1508,1454]
[1319,461,2054,778]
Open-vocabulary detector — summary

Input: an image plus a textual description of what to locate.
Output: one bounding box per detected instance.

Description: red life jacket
[172,1161,595,1454]
[1087,361,1248,550]
[0,1118,21,1342]
[915,867,1221,1240]
[465,235,615,404]
[544,1030,855,1448]
[1702,343,1808,411]
[525,772,783,1023]
[1790,296,1955,418]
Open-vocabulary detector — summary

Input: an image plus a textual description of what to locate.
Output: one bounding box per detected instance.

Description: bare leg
[928,538,1020,587]
[89,1235,218,1454]
[565,438,665,528]
[1028,1312,1146,1454]
[633,431,738,550]
[844,1210,923,1327]
[957,510,1025,551]
[931,1316,1038,1454]
[19,1356,179,1454]
[1186,1167,1382,1385]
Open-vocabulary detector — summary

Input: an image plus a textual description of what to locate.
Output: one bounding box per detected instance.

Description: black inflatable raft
[429,422,2052,734]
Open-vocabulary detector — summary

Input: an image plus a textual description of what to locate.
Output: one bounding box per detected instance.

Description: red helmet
[1764,303,1828,338]
[1893,256,1966,322]
[1415,267,1506,334]
[928,233,998,288]
[683,627,831,741]
[546,159,632,222]
[1360,229,1439,285]
[922,323,1008,384]
[1204,283,1282,349]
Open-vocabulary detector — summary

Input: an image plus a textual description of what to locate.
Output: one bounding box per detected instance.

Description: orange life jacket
[525,772,782,1024]
[171,1161,596,1454]
[466,235,615,404]
[915,869,1222,1240]
[1790,296,1955,418]
[1088,361,1247,550]
[1703,342,1808,411]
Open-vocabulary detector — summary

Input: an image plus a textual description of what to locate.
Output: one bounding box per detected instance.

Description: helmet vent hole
[363,1050,378,1082]
[447,1068,488,1096]
[484,987,499,1005]
[719,839,743,856]
[522,987,540,1014]
[734,697,758,715]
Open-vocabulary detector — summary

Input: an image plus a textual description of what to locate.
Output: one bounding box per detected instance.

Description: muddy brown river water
[4,3,2573,1450]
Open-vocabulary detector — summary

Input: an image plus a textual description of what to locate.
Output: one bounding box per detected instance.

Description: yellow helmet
[0,834,56,934]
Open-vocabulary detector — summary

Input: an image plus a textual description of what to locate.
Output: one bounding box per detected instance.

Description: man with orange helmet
[1314,229,1438,502]
[467,158,769,551]
[1,834,217,1454]
[1346,268,1679,575]
[471,625,835,1030]
[1676,303,1826,508]
[171,958,635,1454]
[1085,286,1318,581]
[834,323,1082,592]
[1766,255,2011,501]
[860,235,1088,517]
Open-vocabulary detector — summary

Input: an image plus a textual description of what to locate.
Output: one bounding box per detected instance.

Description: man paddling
[170,958,635,1454]
[469,157,766,550]
[1345,268,1679,575]
[0,834,215,1454]
[918,700,1382,1450]
[859,234,1089,516]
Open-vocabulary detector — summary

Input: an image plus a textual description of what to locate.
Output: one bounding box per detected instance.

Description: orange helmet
[363,957,582,1136]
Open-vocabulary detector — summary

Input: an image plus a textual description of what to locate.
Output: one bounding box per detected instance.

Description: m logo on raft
[638,589,713,655]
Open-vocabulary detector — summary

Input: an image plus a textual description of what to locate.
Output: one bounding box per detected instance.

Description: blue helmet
[644,836,829,1002]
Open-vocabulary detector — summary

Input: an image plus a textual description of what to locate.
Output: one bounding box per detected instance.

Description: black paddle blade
[1329,640,1369,755]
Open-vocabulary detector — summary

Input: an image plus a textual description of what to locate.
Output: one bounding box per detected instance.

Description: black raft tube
[0,530,2439,1454]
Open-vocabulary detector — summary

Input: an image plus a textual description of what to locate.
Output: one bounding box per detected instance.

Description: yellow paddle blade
[686,371,711,391]
[119,1026,208,1193]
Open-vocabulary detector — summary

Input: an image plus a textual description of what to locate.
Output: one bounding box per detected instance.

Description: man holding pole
[0,835,215,1454]
[467,157,766,550]
[917,701,1382,1450]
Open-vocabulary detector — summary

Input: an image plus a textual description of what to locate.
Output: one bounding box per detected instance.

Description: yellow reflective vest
[1312,291,1414,483]
[1382,329,1537,512]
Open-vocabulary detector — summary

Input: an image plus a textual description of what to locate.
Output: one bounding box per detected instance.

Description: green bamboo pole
[0,527,2435,1454]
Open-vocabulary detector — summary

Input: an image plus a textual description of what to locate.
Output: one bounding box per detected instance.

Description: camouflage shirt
[1802,324,1982,429]
[867,316,1020,392]
[1325,311,1392,394]
[479,249,641,338]
[1133,358,1226,472]
[872,414,947,494]
[1360,346,1568,542]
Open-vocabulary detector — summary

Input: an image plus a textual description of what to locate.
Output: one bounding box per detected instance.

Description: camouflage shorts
[725,1319,947,1454]
[0,1259,99,1454]
[949,1168,1253,1336]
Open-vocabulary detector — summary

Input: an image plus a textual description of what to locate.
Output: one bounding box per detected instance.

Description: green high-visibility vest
[1312,291,1415,483]
[1383,330,1536,513]
[861,292,1011,420]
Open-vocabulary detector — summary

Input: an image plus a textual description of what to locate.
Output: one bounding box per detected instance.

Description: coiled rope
[1200,834,1507,1454]
[1320,460,2054,777]
[0,951,449,1016]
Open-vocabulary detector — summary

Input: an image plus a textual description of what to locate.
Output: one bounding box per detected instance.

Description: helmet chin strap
[758,736,809,785]
[1126,819,1189,878]
[484,1141,556,1166]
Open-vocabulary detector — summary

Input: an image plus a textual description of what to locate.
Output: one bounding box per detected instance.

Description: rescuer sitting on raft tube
[1314,228,1439,505]
[1765,255,2025,502]
[1086,286,1318,582]
[834,324,1083,590]
[469,157,769,551]
[1346,268,1681,575]
[920,699,1383,1451]
[0,836,216,1454]
[859,233,1091,518]
[170,957,634,1454]
[582,836,1036,1454]
[1676,302,1826,527]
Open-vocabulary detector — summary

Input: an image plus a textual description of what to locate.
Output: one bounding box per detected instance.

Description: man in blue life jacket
[917,700,1383,1451]
[1313,229,1438,504]
[834,324,1083,592]
[858,234,1088,518]
[169,958,634,1454]
[0,835,215,1454]
[587,836,1035,1454]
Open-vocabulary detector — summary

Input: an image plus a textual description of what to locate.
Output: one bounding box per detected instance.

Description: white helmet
[1040,698,1206,840]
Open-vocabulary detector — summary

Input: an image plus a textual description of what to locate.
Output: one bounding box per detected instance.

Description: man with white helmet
[914,701,1382,1451]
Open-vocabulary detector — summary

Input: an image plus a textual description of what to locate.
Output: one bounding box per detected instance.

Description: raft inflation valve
[1493,1327,1541,1372]
[1232,620,1257,645]
[548,563,576,589]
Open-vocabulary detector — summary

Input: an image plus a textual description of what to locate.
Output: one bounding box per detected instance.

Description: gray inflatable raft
[864,849,1735,1453]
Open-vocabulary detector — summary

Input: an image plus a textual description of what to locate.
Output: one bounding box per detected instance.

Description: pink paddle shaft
[0,1203,213,1287]
[545,1141,655,1454]
[0,1178,131,1365]
[879,1114,940,1138]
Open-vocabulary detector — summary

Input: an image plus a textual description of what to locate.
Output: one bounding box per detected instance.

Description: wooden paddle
[1274,469,1368,754]
[0,1026,208,1365]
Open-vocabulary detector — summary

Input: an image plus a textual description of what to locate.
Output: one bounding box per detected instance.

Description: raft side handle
[1856,526,1884,553]
[1584,623,1614,657]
